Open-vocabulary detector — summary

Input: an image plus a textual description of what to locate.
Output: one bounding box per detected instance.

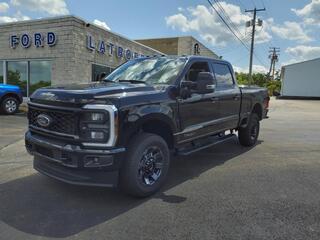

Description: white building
[281,58,320,98]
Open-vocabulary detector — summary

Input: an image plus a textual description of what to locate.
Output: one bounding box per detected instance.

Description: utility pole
[268,47,280,80]
[245,7,266,86]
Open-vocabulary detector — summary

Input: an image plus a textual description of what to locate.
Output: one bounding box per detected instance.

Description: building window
[4,60,52,97]
[0,61,3,83]
[29,61,51,95]
[7,61,28,97]
[92,64,113,82]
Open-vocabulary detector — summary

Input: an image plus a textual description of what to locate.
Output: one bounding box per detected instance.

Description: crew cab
[0,84,23,114]
[25,56,269,197]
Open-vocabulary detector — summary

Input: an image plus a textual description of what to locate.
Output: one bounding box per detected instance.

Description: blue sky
[1,0,320,73]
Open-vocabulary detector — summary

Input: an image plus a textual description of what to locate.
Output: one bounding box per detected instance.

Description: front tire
[120,133,170,197]
[238,113,260,147]
[1,97,19,115]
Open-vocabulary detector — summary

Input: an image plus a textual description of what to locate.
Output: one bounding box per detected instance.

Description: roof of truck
[139,55,230,65]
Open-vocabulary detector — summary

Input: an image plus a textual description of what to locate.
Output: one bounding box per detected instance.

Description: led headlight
[81,112,107,122]
[90,131,105,140]
[91,113,104,121]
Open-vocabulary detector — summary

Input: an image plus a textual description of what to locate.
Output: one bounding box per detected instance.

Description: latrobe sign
[10,32,57,49]
[86,34,146,60]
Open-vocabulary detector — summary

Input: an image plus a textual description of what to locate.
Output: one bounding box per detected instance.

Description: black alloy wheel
[138,146,164,186]
[120,133,170,197]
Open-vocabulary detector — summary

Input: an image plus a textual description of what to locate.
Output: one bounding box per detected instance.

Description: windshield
[105,57,187,84]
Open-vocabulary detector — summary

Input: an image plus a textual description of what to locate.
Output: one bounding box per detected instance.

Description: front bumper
[25,131,126,187]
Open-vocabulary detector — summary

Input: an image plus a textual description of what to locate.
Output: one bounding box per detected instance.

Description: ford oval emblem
[36,114,52,127]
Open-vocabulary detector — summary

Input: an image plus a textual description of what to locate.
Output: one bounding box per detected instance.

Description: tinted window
[212,63,234,88]
[185,62,210,82]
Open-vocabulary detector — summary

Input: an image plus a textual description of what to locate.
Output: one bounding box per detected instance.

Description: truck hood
[30,81,165,105]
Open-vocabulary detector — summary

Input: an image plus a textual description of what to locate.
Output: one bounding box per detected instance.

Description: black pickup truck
[25,56,269,197]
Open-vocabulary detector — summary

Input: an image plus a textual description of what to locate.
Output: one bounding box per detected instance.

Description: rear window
[212,63,234,88]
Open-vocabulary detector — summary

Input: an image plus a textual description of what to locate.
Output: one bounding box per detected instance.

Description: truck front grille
[28,105,78,137]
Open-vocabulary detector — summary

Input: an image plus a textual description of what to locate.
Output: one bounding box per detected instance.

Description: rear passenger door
[211,62,241,129]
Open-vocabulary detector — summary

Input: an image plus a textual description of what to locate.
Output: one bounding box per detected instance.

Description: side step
[176,134,236,156]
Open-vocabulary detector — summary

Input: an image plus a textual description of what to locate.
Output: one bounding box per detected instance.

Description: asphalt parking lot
[0,98,320,240]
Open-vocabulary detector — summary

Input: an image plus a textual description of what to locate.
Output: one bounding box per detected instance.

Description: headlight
[81,104,118,147]
[80,111,110,143]
[82,112,107,123]
[91,113,105,121]
[90,131,105,140]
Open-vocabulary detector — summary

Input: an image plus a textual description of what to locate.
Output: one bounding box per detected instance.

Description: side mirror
[97,72,107,81]
[196,72,216,94]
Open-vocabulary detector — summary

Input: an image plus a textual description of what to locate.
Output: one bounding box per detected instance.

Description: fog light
[91,113,104,121]
[84,156,114,167]
[90,131,105,140]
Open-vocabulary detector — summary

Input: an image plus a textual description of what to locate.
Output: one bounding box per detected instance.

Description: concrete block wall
[71,18,162,83]
[0,16,163,86]
[178,36,219,58]
[0,17,78,85]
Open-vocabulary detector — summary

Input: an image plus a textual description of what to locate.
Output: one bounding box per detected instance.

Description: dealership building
[0,15,218,97]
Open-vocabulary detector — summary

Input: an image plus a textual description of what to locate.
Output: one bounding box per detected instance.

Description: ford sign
[36,114,52,127]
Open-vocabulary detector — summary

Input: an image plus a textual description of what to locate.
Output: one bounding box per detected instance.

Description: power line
[213,0,245,39]
[207,0,250,52]
[206,0,268,70]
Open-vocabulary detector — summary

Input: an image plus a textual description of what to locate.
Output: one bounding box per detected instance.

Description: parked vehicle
[25,56,269,197]
[0,84,23,114]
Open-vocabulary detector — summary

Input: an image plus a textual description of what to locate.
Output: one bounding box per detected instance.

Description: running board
[176,134,236,156]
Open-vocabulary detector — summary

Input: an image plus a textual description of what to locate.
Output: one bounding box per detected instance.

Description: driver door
[176,60,221,144]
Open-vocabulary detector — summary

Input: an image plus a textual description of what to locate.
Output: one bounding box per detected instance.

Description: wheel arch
[0,92,22,104]
[252,102,263,120]
[120,113,176,149]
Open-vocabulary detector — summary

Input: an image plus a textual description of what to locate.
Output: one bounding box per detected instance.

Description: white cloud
[10,0,69,15]
[234,65,268,73]
[93,19,111,30]
[270,21,312,43]
[165,3,272,47]
[0,11,30,23]
[292,0,320,25]
[0,2,9,13]
[285,45,320,65]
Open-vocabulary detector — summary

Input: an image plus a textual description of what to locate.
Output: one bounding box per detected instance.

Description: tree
[235,71,281,96]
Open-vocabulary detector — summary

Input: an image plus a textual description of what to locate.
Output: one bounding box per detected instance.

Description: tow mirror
[196,72,216,94]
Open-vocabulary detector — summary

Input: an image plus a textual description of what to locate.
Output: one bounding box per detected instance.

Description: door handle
[233,95,240,101]
[211,97,219,103]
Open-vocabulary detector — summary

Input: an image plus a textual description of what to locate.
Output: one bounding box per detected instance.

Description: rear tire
[120,133,170,197]
[238,113,260,147]
[1,97,19,115]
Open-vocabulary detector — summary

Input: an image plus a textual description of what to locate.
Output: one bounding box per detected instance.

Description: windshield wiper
[118,80,146,84]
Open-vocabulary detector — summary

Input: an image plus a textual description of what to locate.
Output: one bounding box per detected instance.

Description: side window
[185,61,210,82]
[212,63,234,88]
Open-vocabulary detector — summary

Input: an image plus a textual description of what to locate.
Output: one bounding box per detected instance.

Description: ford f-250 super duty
[25,56,269,197]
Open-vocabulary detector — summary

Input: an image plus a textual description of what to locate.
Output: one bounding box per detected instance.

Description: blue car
[0,84,23,114]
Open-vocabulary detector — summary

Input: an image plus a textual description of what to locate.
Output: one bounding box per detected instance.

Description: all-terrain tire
[238,113,260,147]
[120,133,170,197]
